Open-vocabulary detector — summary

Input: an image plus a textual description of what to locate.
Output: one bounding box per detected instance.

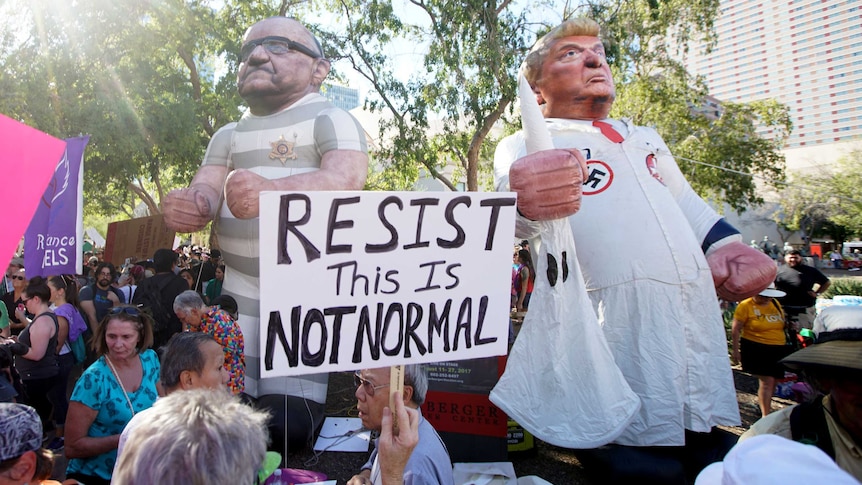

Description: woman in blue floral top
[65,306,159,485]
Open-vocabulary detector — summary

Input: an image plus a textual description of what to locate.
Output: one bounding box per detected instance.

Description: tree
[320,0,788,206]
[0,0,240,218]
[2,0,790,219]
[0,0,315,220]
[315,0,530,191]
[777,150,862,244]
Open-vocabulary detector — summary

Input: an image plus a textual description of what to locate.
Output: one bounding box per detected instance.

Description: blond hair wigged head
[523,18,602,85]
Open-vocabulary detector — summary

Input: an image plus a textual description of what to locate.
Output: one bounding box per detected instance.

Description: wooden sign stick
[389,364,405,432]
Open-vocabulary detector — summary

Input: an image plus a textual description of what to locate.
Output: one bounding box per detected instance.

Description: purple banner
[24,136,89,277]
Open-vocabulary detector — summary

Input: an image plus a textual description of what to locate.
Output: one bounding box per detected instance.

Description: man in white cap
[740,304,862,481]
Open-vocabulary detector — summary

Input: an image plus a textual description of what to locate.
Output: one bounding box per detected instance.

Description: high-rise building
[685,0,862,245]
[686,0,862,152]
[322,83,360,111]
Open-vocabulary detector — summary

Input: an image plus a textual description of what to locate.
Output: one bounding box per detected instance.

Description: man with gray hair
[174,290,244,395]
[113,389,269,485]
[116,332,229,460]
[348,365,454,485]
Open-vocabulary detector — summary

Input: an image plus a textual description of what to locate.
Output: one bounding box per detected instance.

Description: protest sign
[103,215,176,267]
[259,191,516,377]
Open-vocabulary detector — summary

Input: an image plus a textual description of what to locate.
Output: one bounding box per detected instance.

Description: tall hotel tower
[686,0,862,170]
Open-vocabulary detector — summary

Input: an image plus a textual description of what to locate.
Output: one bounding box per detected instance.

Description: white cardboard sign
[259,191,516,377]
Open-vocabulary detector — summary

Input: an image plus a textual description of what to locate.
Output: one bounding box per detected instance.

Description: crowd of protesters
[0,245,252,482]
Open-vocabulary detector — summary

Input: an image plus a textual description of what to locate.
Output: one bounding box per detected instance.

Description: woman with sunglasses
[1,268,31,335]
[65,305,159,485]
[5,277,60,434]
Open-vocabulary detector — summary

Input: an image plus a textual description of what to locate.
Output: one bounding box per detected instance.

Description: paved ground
[822,267,862,280]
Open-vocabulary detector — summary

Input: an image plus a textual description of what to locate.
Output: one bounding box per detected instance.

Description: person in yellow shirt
[732,284,793,417]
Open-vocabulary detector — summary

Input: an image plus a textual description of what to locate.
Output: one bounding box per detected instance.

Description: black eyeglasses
[11,275,26,281]
[240,36,321,62]
[354,373,390,397]
[109,306,140,317]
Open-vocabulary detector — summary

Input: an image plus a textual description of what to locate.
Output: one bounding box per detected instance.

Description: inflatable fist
[508,149,588,221]
[225,169,277,219]
[162,187,215,233]
[708,241,777,302]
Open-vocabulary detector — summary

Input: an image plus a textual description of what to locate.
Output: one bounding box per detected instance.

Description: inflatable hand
[708,241,777,302]
[508,149,587,221]
[225,169,274,219]
[163,187,215,232]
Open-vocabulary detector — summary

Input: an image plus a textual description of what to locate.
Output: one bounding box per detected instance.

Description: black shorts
[740,338,794,378]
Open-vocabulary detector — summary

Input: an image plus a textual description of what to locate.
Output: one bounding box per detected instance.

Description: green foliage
[821,278,862,299]
[673,100,790,211]
[0,0,281,219]
[1,0,791,219]
[315,0,529,191]
[776,150,862,242]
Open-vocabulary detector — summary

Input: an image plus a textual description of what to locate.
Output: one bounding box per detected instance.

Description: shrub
[821,277,862,299]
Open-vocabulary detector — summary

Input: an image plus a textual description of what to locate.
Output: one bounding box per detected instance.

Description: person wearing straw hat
[740,304,862,481]
[731,283,793,417]
[493,17,778,481]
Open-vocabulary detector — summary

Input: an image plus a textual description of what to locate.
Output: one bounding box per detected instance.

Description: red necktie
[592,120,624,143]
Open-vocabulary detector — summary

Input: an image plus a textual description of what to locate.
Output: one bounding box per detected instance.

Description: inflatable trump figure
[491,18,776,480]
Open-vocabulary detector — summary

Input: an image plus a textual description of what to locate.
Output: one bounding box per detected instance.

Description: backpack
[136,277,173,333]
[70,333,87,365]
[789,397,835,459]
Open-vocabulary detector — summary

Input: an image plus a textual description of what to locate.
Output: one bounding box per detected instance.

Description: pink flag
[0,114,68,271]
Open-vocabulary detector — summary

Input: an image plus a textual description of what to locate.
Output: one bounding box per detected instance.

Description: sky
[299,0,572,105]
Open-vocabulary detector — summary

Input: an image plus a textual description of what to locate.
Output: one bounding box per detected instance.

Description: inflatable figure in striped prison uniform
[162,17,368,453]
